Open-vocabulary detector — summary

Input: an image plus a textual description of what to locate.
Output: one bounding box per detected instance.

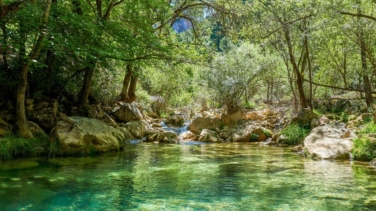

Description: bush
[0,135,46,161]
[359,122,376,134]
[352,137,376,161]
[281,124,310,145]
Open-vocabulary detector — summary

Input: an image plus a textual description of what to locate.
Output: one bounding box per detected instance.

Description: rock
[222,111,243,127]
[303,123,357,159]
[198,129,219,142]
[28,121,47,137]
[153,123,163,127]
[0,117,11,136]
[113,103,143,122]
[178,131,197,141]
[124,120,152,139]
[290,108,318,126]
[291,145,304,152]
[146,131,178,143]
[51,116,128,155]
[166,114,185,127]
[189,116,223,135]
[101,114,118,128]
[26,98,58,131]
[370,158,376,168]
[229,123,272,142]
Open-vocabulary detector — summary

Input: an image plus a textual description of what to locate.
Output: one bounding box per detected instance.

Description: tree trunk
[283,26,308,109]
[16,0,52,137]
[126,74,138,103]
[305,34,313,109]
[78,66,94,106]
[119,64,132,101]
[358,8,373,107]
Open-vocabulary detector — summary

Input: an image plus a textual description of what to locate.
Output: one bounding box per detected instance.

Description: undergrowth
[0,135,47,161]
[281,124,310,145]
[352,137,376,161]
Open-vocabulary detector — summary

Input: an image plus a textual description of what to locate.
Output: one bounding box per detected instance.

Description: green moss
[250,133,259,142]
[352,137,376,161]
[281,124,310,145]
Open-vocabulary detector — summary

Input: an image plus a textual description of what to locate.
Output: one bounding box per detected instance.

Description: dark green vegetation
[0,135,46,160]
[352,122,376,161]
[281,124,311,145]
[0,0,376,162]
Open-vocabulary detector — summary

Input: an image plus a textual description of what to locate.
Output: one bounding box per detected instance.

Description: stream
[0,123,376,210]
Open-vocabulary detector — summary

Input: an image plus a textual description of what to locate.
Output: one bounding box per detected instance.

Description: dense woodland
[1,0,376,161]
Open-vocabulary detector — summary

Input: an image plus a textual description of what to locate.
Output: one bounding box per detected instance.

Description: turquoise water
[0,142,376,211]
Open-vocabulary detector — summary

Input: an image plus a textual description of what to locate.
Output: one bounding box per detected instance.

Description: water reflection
[0,143,375,210]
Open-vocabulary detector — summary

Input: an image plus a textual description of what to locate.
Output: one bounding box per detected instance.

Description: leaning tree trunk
[119,64,133,101]
[16,0,52,137]
[283,26,308,109]
[126,74,138,103]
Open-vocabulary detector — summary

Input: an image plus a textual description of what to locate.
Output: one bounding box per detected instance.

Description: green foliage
[0,135,46,161]
[243,101,257,109]
[352,137,376,161]
[250,133,259,142]
[281,124,310,145]
[358,122,376,134]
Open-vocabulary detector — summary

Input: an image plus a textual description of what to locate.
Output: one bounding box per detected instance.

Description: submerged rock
[303,123,357,159]
[51,116,128,155]
[113,103,143,122]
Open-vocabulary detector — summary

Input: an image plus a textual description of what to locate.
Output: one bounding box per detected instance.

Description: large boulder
[165,113,185,127]
[51,116,128,155]
[303,123,357,159]
[113,103,143,122]
[229,123,272,142]
[188,116,223,135]
[221,111,243,127]
[370,158,376,168]
[26,98,58,131]
[290,108,318,126]
[123,120,152,139]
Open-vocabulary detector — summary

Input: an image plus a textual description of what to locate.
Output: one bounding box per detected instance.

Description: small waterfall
[161,121,190,135]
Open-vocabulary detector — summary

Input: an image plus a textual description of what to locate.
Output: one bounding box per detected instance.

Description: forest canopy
[1,0,376,137]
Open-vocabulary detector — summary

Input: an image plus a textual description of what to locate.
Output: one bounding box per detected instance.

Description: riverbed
[0,143,375,210]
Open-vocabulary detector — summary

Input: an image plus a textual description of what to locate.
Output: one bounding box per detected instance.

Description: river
[0,142,375,210]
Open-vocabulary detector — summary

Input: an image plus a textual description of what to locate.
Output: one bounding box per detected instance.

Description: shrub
[352,137,376,161]
[0,135,46,161]
[359,122,376,134]
[281,124,310,145]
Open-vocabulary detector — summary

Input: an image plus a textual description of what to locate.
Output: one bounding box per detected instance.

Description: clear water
[0,143,376,211]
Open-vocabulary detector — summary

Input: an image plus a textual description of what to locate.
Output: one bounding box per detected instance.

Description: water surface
[0,143,375,210]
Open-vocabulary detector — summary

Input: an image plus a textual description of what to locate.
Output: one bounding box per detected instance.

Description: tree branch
[339,11,376,22]
[303,79,376,94]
